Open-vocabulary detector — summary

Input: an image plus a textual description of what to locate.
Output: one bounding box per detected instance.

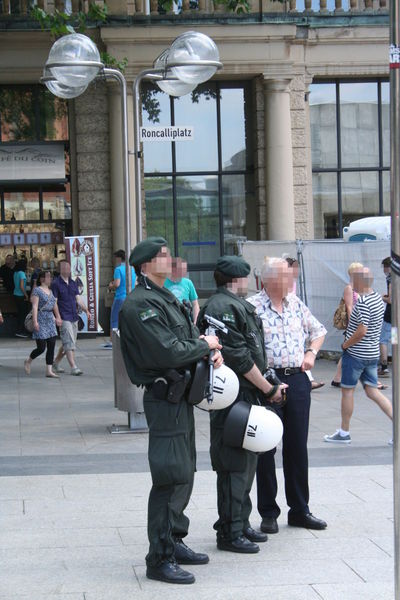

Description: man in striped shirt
[325,267,393,444]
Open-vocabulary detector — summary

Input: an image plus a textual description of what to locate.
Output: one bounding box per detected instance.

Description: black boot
[146,559,195,584]
[174,539,209,565]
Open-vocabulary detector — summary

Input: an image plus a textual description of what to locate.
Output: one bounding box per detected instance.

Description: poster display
[65,235,102,333]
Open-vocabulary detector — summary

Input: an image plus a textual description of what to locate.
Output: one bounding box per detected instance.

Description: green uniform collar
[139,275,179,304]
[216,286,256,314]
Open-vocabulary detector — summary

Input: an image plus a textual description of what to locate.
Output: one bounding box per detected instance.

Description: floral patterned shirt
[247,289,327,368]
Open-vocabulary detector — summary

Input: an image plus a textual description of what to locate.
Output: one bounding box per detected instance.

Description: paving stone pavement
[0,337,395,599]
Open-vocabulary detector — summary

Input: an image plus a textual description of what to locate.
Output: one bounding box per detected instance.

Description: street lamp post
[42,31,222,433]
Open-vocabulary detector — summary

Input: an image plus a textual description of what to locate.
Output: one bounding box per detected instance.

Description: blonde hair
[348,262,363,275]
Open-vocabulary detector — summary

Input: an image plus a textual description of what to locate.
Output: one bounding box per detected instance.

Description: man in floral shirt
[248,257,327,535]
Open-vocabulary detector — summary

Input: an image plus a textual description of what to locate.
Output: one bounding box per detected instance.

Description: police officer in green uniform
[119,237,223,585]
[197,256,286,554]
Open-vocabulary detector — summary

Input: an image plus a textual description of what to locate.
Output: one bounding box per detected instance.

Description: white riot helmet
[195,363,239,411]
[223,401,283,453]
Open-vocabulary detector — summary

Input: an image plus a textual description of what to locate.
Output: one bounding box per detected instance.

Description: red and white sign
[65,235,102,333]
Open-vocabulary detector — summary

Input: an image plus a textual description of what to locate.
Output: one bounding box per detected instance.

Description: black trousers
[210,389,258,541]
[143,391,195,568]
[257,371,311,519]
[30,337,57,365]
[15,296,28,334]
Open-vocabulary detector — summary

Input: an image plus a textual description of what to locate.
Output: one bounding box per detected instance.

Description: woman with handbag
[24,270,62,378]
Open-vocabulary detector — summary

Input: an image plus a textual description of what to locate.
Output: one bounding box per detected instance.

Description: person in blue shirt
[13,258,29,337]
[104,249,136,348]
[164,257,199,323]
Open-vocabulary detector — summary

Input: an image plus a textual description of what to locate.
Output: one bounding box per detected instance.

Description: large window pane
[174,84,218,172]
[310,83,337,169]
[382,82,390,167]
[220,88,247,171]
[42,185,71,220]
[340,82,379,168]
[341,171,379,227]
[188,269,215,292]
[222,174,255,254]
[39,90,68,141]
[144,177,174,247]
[142,87,172,173]
[383,170,390,214]
[176,175,219,264]
[4,190,40,221]
[312,172,338,239]
[0,88,36,142]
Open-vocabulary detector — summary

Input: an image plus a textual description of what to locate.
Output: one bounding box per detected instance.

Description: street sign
[140,126,194,142]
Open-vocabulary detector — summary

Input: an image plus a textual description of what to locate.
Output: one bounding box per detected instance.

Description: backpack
[333,298,348,330]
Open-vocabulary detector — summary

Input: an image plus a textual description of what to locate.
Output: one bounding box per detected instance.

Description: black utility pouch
[152,378,168,401]
[165,369,191,404]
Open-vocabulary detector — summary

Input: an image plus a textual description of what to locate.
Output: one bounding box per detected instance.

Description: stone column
[263,78,296,241]
[108,85,125,252]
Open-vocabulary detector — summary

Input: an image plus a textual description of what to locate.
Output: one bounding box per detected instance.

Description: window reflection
[174,83,218,172]
[42,185,71,220]
[144,177,174,247]
[4,190,40,221]
[39,89,68,141]
[312,172,338,239]
[142,86,172,173]
[176,176,219,264]
[222,174,255,254]
[221,88,248,171]
[0,88,35,142]
[340,82,378,168]
[310,83,337,168]
[382,82,390,167]
[341,171,379,219]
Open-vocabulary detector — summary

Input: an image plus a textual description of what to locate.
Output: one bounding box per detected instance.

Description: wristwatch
[306,348,318,357]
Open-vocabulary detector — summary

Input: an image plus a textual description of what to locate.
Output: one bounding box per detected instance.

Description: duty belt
[273,367,303,377]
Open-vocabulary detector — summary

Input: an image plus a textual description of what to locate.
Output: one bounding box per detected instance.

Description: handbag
[333,298,348,330]
[24,292,53,334]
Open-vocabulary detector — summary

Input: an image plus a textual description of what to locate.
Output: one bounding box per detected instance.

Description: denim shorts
[341,350,378,389]
[110,297,125,330]
[380,320,391,345]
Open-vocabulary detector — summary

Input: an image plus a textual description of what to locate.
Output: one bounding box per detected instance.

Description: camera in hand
[264,368,287,408]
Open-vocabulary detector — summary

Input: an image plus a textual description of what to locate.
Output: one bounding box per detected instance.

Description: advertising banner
[65,235,102,333]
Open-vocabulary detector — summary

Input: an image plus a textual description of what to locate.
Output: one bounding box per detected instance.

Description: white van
[343,216,391,241]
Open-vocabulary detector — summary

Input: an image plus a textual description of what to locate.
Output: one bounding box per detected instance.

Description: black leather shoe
[243,527,268,543]
[260,517,279,534]
[217,535,260,554]
[174,539,209,565]
[146,560,195,584]
[288,512,327,530]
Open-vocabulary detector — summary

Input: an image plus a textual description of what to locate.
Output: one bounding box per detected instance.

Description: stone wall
[73,80,113,331]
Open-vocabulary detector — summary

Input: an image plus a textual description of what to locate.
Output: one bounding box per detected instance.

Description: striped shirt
[345,291,384,360]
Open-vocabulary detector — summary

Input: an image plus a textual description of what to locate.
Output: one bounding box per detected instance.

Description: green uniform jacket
[198,286,267,390]
[119,276,210,385]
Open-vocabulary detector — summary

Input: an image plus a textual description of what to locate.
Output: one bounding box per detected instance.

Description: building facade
[0,0,389,324]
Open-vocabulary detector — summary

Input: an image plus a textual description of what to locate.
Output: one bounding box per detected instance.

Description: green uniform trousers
[210,391,258,542]
[144,390,196,567]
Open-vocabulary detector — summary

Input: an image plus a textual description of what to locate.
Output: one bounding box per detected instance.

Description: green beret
[216,255,250,278]
[129,237,167,267]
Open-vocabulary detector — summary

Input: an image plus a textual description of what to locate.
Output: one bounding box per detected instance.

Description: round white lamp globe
[154,50,196,97]
[168,31,219,85]
[45,78,87,99]
[46,33,101,89]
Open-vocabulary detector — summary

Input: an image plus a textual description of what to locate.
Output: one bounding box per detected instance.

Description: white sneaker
[324,430,351,444]
[52,362,65,374]
[71,367,83,376]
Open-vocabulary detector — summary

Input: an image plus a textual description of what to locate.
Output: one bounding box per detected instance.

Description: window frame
[310,78,389,238]
[143,80,254,274]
